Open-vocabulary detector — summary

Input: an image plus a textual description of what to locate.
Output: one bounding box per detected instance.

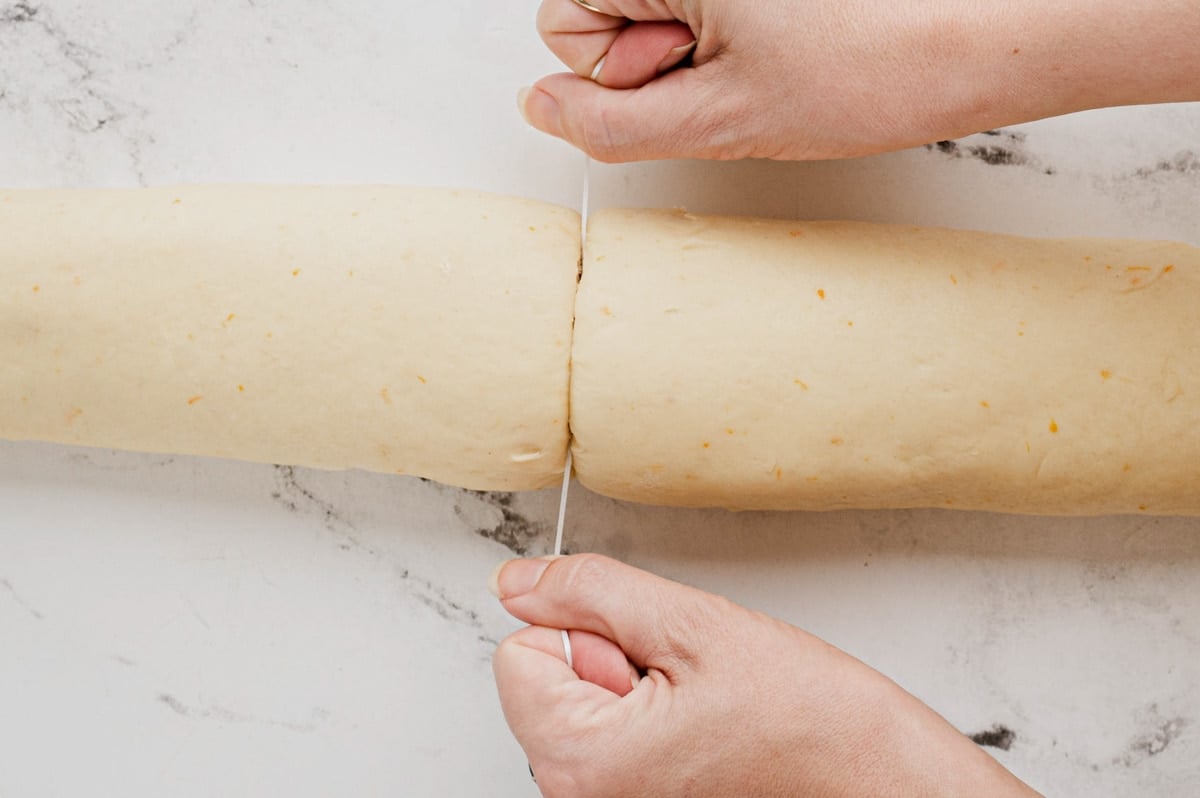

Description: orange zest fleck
[66,408,83,425]
[226,313,236,322]
[1125,266,1151,272]
[1049,419,1059,434]
[725,428,735,435]
[775,467,784,480]
[830,437,844,446]
[238,384,245,392]
[1123,463,1133,473]
[817,289,826,300]
[980,401,990,408]
[1138,504,1148,512]
[379,387,392,404]
[702,442,711,449]
[528,226,537,232]
[789,230,804,238]
[601,306,613,317]
[187,396,203,406]
[847,321,854,327]
[292,268,301,277]
[31,284,40,293]
[1100,370,1113,380]
[950,274,958,285]
[1163,265,1175,274]
[794,379,809,390]
[417,375,427,384]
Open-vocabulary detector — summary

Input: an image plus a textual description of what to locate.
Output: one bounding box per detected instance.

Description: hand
[519,0,1200,162]
[491,554,1041,797]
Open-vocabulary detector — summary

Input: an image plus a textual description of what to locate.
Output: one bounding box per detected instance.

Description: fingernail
[657,40,697,74]
[490,558,552,600]
[629,664,641,692]
[487,561,506,598]
[517,86,562,137]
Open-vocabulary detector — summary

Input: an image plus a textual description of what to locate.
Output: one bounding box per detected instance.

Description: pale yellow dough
[0,186,580,490]
[571,209,1200,515]
[4,190,1199,514]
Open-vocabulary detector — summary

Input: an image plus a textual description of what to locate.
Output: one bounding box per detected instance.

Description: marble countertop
[1,2,1198,795]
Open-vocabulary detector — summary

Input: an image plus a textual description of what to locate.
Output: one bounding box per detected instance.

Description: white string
[553,450,572,557]
[552,154,588,559]
[551,155,590,673]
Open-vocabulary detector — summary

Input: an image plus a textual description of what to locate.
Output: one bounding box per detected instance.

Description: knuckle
[534,2,555,43]
[491,634,519,675]
[558,553,615,599]
[575,103,627,163]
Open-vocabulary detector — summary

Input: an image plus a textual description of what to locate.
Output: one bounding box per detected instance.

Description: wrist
[953,1,1200,133]
[876,686,1041,798]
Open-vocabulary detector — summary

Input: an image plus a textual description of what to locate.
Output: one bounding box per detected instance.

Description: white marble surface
[1,1,1198,795]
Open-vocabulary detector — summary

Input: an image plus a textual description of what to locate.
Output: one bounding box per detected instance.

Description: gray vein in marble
[0,1,152,180]
[459,490,549,557]
[397,566,498,648]
[271,466,498,647]
[925,129,1057,176]
[0,3,119,133]
[1,577,44,620]
[157,693,332,734]
[1130,150,1200,180]
[272,464,369,554]
[66,449,175,472]
[1116,707,1189,768]
[970,724,1017,751]
[0,1,36,24]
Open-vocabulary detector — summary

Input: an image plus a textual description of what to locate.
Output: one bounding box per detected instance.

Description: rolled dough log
[572,209,1200,514]
[0,186,580,490]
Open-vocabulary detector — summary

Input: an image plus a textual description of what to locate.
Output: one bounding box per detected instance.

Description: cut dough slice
[572,208,1200,514]
[0,186,580,490]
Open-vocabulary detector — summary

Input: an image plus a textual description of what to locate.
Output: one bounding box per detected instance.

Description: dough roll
[0,186,580,490]
[571,209,1200,515]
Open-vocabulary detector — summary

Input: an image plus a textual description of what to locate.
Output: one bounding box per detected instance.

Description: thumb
[492,554,722,677]
[518,68,739,162]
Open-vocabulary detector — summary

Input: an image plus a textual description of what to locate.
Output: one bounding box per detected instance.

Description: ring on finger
[569,0,616,15]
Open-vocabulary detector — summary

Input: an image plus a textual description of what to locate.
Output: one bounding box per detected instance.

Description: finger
[570,630,641,696]
[493,554,724,675]
[537,0,692,85]
[503,625,639,697]
[595,22,696,89]
[492,626,622,750]
[518,68,746,162]
[537,0,627,79]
